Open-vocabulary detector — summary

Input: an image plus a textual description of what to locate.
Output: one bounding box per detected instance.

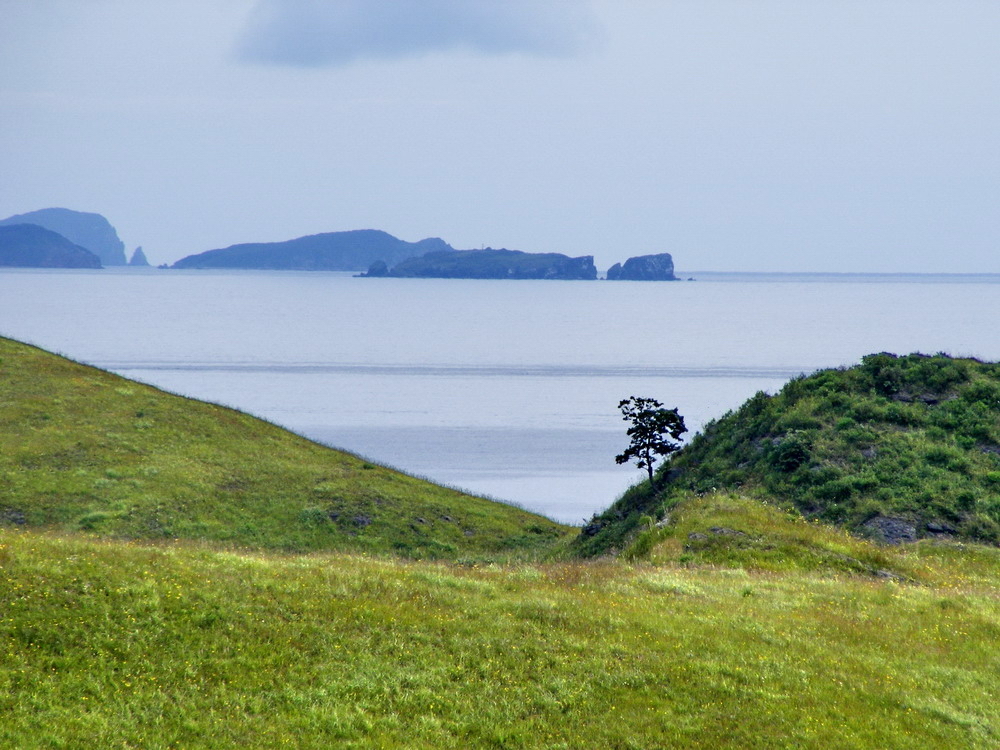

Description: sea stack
[129,246,150,266]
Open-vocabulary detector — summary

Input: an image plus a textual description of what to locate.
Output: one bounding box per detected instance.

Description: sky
[1,0,998,272]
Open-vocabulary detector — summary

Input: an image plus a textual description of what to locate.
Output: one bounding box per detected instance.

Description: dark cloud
[237,0,601,66]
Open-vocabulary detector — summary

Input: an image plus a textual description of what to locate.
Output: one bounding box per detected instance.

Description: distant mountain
[172,230,450,271]
[0,208,126,265]
[373,248,598,280]
[0,224,102,268]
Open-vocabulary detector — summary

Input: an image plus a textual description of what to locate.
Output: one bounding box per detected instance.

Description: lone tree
[615,396,687,484]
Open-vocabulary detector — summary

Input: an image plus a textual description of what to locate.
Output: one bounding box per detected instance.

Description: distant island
[0,224,102,268]
[365,247,598,280]
[172,230,451,271]
[364,248,681,281]
[606,253,677,281]
[169,225,678,281]
[0,207,127,266]
[0,211,682,280]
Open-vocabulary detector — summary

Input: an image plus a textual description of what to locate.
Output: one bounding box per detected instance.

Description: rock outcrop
[0,208,126,265]
[0,224,103,268]
[606,253,677,281]
[381,248,597,280]
[862,516,918,545]
[172,230,449,271]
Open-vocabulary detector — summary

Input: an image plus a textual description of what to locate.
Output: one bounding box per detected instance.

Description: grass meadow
[3,513,1000,749]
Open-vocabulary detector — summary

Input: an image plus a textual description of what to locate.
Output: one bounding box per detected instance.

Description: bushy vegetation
[0,337,568,558]
[579,353,1000,556]
[3,525,1000,748]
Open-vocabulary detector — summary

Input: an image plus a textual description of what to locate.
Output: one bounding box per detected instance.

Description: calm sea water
[2,267,998,523]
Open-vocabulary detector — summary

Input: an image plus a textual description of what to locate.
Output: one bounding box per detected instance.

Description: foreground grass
[3,526,1000,749]
[0,336,568,558]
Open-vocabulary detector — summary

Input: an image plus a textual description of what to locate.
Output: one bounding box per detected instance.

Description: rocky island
[606,252,677,281]
[364,248,598,280]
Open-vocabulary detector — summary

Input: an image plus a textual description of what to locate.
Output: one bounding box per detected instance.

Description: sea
[2,267,998,524]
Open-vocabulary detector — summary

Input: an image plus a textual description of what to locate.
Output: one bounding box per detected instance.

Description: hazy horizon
[2,1,998,272]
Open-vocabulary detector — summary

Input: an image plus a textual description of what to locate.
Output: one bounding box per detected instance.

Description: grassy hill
[0,336,568,558]
[2,513,999,748]
[577,353,1000,557]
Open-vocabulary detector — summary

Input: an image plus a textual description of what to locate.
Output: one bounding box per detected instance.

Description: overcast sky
[1,0,998,272]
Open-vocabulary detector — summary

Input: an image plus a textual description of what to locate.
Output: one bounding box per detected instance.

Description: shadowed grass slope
[2,528,1000,748]
[577,353,1000,556]
[0,336,569,558]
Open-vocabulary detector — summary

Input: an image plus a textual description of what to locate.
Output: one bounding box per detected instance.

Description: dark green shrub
[860,353,904,396]
[925,426,948,442]
[925,447,955,467]
[813,478,854,503]
[960,514,1000,544]
[771,433,811,472]
[841,427,878,446]
[961,380,1000,406]
[956,491,977,511]
[778,414,823,431]
[802,466,843,486]
[851,473,880,493]
[885,402,926,427]
[921,359,970,392]
[981,496,1000,521]
[851,400,887,423]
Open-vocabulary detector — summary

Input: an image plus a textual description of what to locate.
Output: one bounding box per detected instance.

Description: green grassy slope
[577,353,1000,557]
[2,526,999,748]
[0,337,568,558]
